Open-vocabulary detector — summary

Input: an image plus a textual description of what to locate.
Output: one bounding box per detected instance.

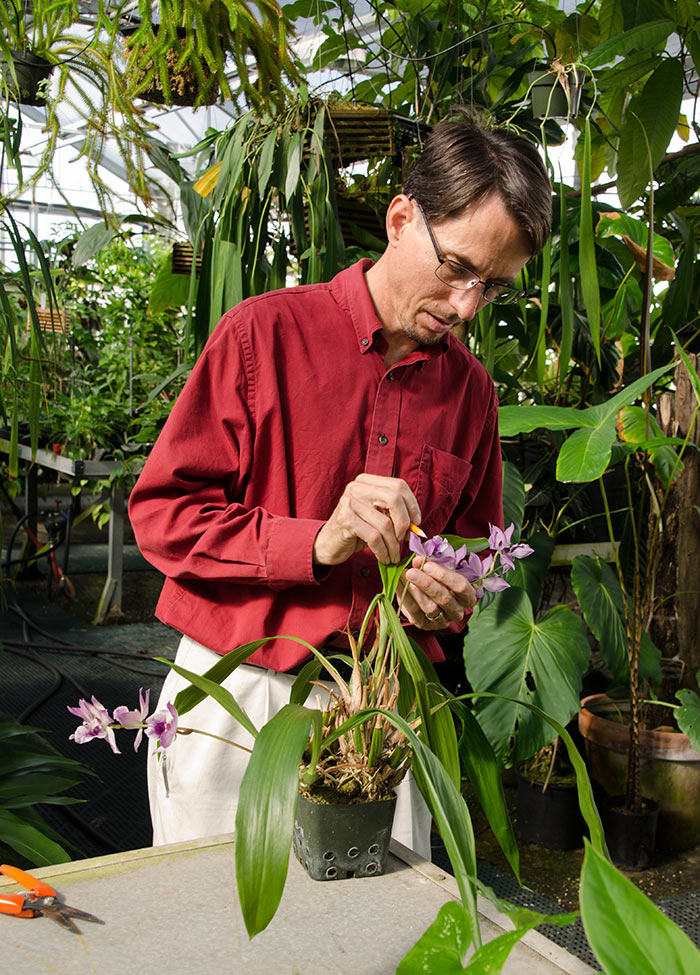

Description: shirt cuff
[266,517,327,588]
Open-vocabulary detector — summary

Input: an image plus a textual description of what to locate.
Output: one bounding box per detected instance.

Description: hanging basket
[32,307,70,334]
[0,50,53,106]
[124,27,219,108]
[171,242,201,276]
[324,107,395,167]
[292,791,397,881]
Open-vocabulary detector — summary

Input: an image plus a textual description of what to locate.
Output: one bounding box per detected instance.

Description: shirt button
[351,630,360,639]
[378,434,389,445]
[387,371,395,381]
[361,338,369,346]
[361,567,371,577]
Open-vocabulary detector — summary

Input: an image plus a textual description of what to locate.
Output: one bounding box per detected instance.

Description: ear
[385,194,415,247]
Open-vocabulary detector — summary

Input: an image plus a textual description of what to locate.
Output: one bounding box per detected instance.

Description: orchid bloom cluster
[67,689,178,756]
[408,522,534,599]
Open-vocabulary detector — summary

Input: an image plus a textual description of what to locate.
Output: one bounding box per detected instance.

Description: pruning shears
[0,863,102,934]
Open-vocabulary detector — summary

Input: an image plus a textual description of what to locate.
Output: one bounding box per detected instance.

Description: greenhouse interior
[2,1,700,972]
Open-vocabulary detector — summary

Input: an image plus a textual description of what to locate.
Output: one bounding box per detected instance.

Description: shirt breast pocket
[415,444,472,537]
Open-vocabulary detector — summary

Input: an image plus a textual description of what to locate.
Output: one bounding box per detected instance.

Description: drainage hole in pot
[326,866,338,878]
[323,850,335,861]
[348,847,359,858]
[368,844,380,855]
[365,862,379,874]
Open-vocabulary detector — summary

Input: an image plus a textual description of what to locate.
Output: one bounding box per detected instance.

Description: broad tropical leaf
[464,587,590,763]
[580,840,700,975]
[235,703,315,937]
[675,686,700,754]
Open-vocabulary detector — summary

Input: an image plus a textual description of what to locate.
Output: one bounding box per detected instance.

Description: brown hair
[403,113,552,255]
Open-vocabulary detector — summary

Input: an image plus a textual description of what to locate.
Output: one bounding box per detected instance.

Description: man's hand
[399,556,477,631]
[313,473,421,566]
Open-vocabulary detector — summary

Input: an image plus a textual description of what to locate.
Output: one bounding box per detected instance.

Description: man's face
[385,194,533,349]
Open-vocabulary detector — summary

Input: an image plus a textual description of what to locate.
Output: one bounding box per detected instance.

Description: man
[129,113,552,857]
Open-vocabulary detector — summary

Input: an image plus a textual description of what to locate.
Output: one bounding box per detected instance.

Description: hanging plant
[120,0,300,111]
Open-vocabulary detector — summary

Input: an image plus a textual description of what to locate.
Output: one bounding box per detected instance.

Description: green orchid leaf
[476,878,578,930]
[579,117,601,364]
[461,693,607,859]
[616,405,682,489]
[235,703,314,937]
[0,808,71,867]
[257,127,278,196]
[165,639,272,715]
[558,179,574,389]
[464,587,590,764]
[284,130,303,200]
[163,659,259,740]
[289,658,323,706]
[443,535,488,554]
[464,925,540,972]
[397,901,474,974]
[675,688,700,754]
[580,840,700,974]
[450,696,520,882]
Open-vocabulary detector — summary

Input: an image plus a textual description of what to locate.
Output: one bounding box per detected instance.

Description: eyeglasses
[412,198,527,305]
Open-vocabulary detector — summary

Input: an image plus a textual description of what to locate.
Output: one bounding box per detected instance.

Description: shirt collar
[331,258,449,361]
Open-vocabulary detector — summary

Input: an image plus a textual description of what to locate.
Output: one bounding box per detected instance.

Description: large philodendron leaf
[571,555,662,685]
[580,840,700,975]
[675,684,700,754]
[464,587,590,763]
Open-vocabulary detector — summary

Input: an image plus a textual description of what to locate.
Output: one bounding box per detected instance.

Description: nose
[447,284,484,322]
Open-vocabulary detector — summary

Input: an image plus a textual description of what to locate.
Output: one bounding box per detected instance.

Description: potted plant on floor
[499,339,700,866]
[462,483,593,851]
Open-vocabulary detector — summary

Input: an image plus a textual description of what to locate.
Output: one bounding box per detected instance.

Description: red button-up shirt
[129,259,503,670]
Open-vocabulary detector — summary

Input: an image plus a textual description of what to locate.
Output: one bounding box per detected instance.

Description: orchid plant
[67,523,610,966]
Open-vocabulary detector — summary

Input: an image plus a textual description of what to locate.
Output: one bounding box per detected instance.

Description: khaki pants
[148,634,433,859]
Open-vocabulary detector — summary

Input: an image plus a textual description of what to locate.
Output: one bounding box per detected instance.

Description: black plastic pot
[516,773,585,850]
[528,70,583,120]
[601,795,659,870]
[292,792,397,881]
[1,51,53,105]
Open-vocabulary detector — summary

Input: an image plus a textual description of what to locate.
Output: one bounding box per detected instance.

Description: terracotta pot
[578,693,700,851]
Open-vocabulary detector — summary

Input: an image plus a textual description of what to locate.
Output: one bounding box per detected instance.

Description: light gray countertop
[2,834,595,974]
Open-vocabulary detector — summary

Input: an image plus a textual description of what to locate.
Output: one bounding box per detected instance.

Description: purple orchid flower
[67,696,120,755]
[145,701,179,754]
[113,688,151,752]
[408,532,464,568]
[409,523,533,601]
[488,523,535,572]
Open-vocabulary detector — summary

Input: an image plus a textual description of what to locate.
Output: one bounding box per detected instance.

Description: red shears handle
[0,893,35,918]
[0,864,56,900]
